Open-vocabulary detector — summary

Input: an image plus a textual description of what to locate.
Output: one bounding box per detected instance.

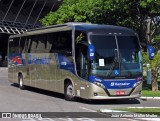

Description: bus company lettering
[110,82,130,86]
[28,54,51,64]
[94,78,102,82]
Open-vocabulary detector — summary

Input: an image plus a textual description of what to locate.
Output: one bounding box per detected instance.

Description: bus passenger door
[76,44,89,80]
[75,44,90,98]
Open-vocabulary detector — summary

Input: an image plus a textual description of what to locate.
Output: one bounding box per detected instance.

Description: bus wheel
[19,75,25,90]
[64,82,75,101]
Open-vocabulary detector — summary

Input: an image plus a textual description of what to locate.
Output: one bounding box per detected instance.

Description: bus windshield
[90,35,142,79]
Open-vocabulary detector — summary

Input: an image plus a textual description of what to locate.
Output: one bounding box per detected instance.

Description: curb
[139,97,160,100]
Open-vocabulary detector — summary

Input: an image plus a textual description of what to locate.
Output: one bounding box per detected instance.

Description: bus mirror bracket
[88,44,95,60]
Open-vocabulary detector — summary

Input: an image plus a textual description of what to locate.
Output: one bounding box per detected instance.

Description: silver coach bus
[8,23,143,101]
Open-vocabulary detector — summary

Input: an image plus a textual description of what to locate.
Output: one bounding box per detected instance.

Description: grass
[142,90,160,97]
[141,75,160,97]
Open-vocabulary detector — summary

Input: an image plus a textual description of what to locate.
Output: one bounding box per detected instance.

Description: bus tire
[18,75,25,90]
[64,82,75,101]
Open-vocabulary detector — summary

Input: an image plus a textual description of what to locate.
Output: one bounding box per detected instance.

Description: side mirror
[88,44,95,60]
[147,45,154,59]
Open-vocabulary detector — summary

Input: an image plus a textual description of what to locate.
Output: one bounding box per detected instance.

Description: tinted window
[20,37,28,53]
[28,35,47,53]
[90,35,117,64]
[28,30,72,53]
[117,36,140,63]
[9,38,20,53]
[49,31,72,53]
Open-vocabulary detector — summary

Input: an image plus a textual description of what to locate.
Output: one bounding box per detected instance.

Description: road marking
[140,97,160,100]
[79,107,96,112]
[128,107,160,108]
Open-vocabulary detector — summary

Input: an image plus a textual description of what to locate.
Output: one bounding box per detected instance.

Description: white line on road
[128,107,160,108]
[79,107,96,112]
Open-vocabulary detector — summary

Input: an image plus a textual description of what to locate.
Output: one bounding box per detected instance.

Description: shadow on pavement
[76,97,140,105]
[11,83,65,100]
[11,83,140,105]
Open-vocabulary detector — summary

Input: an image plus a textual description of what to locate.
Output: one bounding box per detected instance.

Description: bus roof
[71,23,136,35]
[10,22,137,38]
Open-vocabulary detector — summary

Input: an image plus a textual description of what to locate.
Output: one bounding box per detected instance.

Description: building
[0,0,62,67]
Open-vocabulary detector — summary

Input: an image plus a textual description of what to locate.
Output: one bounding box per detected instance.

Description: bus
[8,23,143,101]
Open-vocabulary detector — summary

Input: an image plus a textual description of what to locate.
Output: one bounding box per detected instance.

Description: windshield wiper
[106,49,119,77]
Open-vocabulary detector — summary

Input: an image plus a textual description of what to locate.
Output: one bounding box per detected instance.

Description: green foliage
[151,52,160,70]
[40,0,160,42]
[40,0,102,25]
[41,0,160,26]
[154,34,160,51]
[142,51,160,70]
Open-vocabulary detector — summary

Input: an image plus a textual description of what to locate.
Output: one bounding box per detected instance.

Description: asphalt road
[0,68,159,121]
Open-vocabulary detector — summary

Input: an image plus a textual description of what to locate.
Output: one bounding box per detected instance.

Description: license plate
[116,91,125,95]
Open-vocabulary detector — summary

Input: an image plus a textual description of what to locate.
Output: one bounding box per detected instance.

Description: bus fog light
[94,92,98,96]
[93,82,105,89]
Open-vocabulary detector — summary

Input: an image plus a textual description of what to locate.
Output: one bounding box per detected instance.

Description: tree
[40,0,101,25]
[41,0,160,40]
[143,49,160,91]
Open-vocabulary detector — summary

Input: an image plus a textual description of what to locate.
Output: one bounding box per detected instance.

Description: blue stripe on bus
[56,53,75,74]
[89,75,137,89]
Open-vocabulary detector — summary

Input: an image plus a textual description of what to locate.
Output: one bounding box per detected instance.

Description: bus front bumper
[77,81,142,100]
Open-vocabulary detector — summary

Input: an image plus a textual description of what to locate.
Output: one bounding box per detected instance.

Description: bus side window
[46,34,53,53]
[20,37,28,53]
[28,36,38,53]
[36,35,47,53]
[49,33,57,53]
[10,38,20,53]
[50,31,72,54]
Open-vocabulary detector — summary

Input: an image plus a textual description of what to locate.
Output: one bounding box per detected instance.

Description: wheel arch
[64,77,75,93]
[18,72,23,78]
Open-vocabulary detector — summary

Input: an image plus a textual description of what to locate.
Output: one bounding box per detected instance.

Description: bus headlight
[93,81,105,89]
[133,81,141,88]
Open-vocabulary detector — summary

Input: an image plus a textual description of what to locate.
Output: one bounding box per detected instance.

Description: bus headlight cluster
[133,81,141,88]
[93,81,105,89]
